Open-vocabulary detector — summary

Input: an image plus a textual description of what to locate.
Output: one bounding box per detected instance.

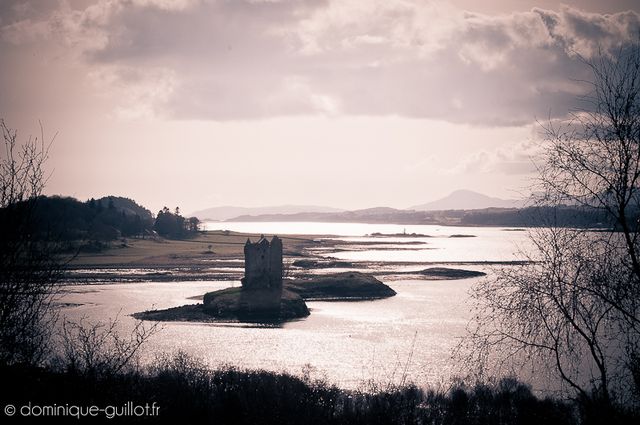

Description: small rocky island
[135,235,396,323]
[288,272,396,300]
[201,236,309,321]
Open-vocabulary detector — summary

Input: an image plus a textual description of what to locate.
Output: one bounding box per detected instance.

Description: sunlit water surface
[59,222,533,389]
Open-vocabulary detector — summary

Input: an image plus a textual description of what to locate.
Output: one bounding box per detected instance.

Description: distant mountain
[351,207,402,215]
[410,190,525,211]
[190,205,345,221]
[226,208,433,224]
[225,205,613,228]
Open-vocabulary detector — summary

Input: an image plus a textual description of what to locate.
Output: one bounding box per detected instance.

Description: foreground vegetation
[0,354,590,425]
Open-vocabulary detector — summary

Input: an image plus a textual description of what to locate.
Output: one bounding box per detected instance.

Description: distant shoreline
[199,204,617,229]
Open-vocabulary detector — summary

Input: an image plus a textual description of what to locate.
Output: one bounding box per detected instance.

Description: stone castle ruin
[242,235,283,289]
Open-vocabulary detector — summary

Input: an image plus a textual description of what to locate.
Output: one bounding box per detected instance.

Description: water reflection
[58,277,480,388]
[57,222,532,389]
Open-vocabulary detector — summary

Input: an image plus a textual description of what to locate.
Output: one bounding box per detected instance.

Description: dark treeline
[1,356,592,425]
[227,205,626,228]
[459,205,621,227]
[19,195,154,244]
[0,195,202,252]
[154,206,200,239]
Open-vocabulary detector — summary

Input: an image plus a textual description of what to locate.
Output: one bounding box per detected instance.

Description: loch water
[58,222,532,389]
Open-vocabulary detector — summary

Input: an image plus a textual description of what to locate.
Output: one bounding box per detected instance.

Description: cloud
[2,0,639,124]
[532,6,640,57]
[87,65,178,119]
[447,138,543,175]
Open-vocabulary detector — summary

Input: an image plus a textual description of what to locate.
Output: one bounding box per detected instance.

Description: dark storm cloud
[88,0,316,63]
[0,0,58,25]
[3,0,640,125]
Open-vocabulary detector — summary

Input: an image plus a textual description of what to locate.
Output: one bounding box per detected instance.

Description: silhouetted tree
[0,119,62,365]
[188,216,200,233]
[153,206,199,239]
[466,42,640,411]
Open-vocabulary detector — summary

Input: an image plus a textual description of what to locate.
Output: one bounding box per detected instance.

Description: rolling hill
[190,205,345,221]
[410,190,525,211]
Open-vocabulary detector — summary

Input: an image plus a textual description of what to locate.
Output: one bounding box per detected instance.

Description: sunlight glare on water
[59,222,533,389]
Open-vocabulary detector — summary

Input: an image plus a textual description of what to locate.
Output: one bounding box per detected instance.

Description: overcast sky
[1,0,639,213]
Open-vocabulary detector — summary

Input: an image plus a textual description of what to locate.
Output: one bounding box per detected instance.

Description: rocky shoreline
[134,272,396,323]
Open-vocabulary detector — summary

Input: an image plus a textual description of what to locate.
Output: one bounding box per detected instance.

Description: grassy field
[69,231,319,267]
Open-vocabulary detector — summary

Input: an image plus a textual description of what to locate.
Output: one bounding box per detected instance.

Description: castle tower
[269,236,283,287]
[242,236,283,289]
